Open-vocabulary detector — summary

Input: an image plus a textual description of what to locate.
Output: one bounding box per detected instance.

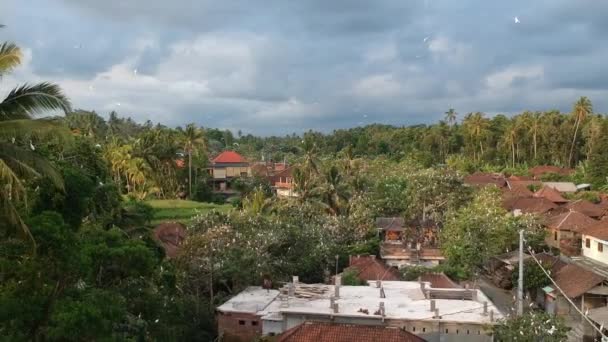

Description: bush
[400,265,432,281]
[341,268,366,286]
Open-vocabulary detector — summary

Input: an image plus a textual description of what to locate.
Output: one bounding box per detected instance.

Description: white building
[217,277,504,342]
[582,222,608,265]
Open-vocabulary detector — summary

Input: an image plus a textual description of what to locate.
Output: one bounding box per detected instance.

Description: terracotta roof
[376,217,405,231]
[554,264,604,298]
[348,255,400,281]
[464,172,507,187]
[504,183,535,197]
[507,175,535,181]
[530,165,573,178]
[534,185,568,203]
[153,222,186,258]
[212,150,247,163]
[274,167,293,178]
[582,221,608,241]
[564,200,607,218]
[506,180,542,190]
[277,322,426,342]
[505,197,558,214]
[420,273,461,289]
[545,211,598,232]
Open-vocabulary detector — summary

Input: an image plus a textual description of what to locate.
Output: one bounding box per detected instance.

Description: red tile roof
[504,197,558,214]
[212,150,247,163]
[534,186,568,203]
[545,211,598,232]
[464,172,507,187]
[348,255,400,281]
[582,221,608,241]
[277,322,426,342]
[564,200,606,218]
[554,264,604,298]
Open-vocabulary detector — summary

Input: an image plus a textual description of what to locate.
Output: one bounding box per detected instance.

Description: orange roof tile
[348,255,400,281]
[534,185,568,203]
[545,211,598,232]
[278,322,426,342]
[554,264,604,298]
[564,200,606,218]
[212,150,247,163]
[582,221,608,241]
[505,197,558,214]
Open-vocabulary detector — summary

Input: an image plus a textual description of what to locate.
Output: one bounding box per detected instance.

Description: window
[422,328,426,332]
[599,243,604,252]
[586,238,591,248]
[456,329,459,334]
[238,320,245,325]
[251,321,258,326]
[554,231,558,241]
[445,329,449,334]
[412,327,416,332]
[467,330,470,335]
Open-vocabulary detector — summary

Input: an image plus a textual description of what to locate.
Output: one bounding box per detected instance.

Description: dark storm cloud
[4,0,608,135]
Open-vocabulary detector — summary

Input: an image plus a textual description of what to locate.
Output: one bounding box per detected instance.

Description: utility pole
[518,229,524,316]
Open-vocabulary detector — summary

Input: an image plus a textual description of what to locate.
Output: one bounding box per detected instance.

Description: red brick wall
[217,311,262,342]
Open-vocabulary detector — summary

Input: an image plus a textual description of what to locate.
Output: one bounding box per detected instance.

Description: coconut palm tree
[181,123,206,197]
[463,112,489,161]
[444,108,457,127]
[568,96,592,167]
[319,165,350,215]
[0,33,71,247]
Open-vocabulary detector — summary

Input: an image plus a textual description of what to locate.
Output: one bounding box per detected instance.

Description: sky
[3,0,608,135]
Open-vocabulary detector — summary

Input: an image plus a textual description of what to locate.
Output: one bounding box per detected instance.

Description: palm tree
[502,122,518,168]
[526,112,541,161]
[319,165,349,215]
[181,123,206,197]
[301,135,319,175]
[568,96,592,167]
[463,112,489,161]
[444,108,457,127]
[0,33,71,247]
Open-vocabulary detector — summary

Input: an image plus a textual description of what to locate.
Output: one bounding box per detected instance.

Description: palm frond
[0,158,26,200]
[0,118,72,142]
[0,188,35,253]
[0,42,22,76]
[0,142,64,190]
[0,82,72,120]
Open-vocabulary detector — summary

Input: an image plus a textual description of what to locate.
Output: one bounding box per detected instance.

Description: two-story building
[208,150,251,194]
[377,218,444,267]
[272,167,297,198]
[544,210,597,255]
[581,221,608,265]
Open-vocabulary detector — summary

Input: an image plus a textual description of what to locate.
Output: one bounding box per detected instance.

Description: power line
[525,243,607,339]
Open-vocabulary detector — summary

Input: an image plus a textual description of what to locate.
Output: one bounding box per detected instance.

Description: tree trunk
[479,140,484,160]
[511,140,516,168]
[209,254,214,310]
[188,150,193,198]
[569,117,581,167]
[533,131,537,161]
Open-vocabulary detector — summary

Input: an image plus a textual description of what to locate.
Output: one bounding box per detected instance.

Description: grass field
[146,199,232,226]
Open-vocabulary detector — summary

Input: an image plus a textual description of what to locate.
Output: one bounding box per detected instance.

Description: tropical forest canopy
[0,32,602,341]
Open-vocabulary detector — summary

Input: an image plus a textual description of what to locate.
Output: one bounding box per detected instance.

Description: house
[543,263,606,316]
[483,250,532,289]
[542,181,578,193]
[217,277,504,342]
[543,210,597,255]
[503,197,558,215]
[277,322,426,342]
[272,167,297,198]
[581,221,608,265]
[562,199,606,219]
[529,165,573,179]
[376,218,444,267]
[463,172,507,188]
[207,150,251,193]
[534,185,568,204]
[346,255,400,282]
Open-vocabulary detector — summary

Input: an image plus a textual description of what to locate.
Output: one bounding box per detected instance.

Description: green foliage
[400,265,434,281]
[440,188,546,280]
[342,268,366,286]
[511,259,551,292]
[588,121,608,189]
[493,311,569,341]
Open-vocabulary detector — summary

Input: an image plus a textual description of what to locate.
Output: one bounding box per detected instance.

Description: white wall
[582,235,608,265]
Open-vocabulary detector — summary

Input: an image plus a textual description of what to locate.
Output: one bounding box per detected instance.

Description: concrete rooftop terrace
[217,280,504,325]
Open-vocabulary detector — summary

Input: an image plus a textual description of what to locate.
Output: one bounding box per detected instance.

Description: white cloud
[485,65,544,90]
[427,36,470,64]
[352,73,403,98]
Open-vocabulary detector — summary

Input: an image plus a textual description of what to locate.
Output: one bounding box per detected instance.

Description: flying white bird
[423,36,430,42]
[133,68,138,75]
[514,16,520,24]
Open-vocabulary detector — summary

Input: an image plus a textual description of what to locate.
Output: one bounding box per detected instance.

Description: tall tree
[444,108,457,127]
[0,33,71,247]
[463,112,489,161]
[568,96,592,167]
[181,123,206,198]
